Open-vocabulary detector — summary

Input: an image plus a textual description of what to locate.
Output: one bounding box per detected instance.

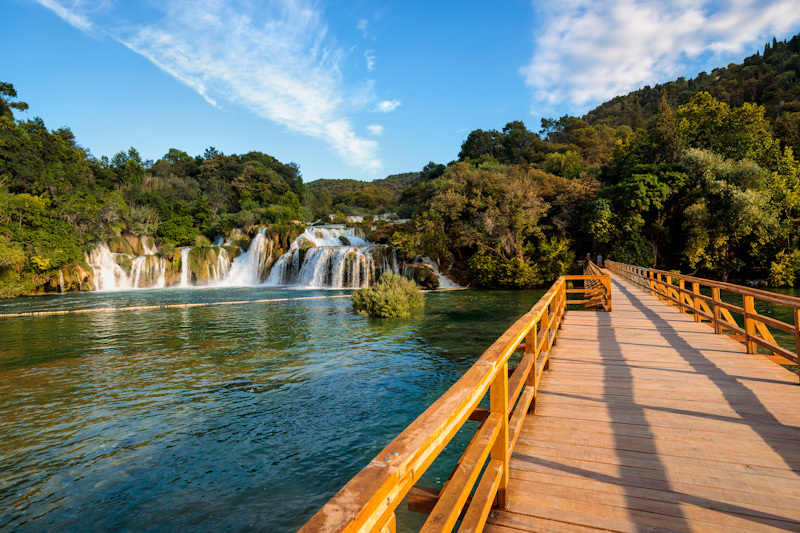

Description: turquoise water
[0,288,544,532]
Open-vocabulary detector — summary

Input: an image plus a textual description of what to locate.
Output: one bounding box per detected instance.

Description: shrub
[769,250,800,287]
[352,272,424,318]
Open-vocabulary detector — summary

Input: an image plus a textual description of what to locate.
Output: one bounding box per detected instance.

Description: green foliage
[768,250,800,287]
[351,272,424,318]
[681,149,778,281]
[535,236,574,283]
[157,215,196,245]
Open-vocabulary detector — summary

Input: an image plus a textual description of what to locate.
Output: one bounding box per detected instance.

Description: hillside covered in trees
[1,34,800,297]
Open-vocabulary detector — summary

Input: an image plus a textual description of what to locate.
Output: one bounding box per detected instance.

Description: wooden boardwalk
[486,273,800,533]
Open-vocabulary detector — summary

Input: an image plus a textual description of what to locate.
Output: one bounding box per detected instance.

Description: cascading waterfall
[264,227,395,289]
[87,244,133,292]
[179,248,192,287]
[130,255,168,289]
[83,225,459,292]
[218,228,273,286]
[58,270,65,294]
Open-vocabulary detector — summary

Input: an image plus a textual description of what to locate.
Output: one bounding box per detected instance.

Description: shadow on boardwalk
[489,275,800,532]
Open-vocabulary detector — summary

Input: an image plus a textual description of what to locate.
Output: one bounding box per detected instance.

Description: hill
[583,35,800,154]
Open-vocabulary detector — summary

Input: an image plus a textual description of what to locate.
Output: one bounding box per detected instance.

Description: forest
[1,34,799,297]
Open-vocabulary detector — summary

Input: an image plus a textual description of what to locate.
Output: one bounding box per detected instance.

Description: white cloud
[34,0,94,33]
[367,124,383,136]
[357,18,369,38]
[375,99,401,113]
[521,0,800,117]
[364,50,376,71]
[34,0,383,172]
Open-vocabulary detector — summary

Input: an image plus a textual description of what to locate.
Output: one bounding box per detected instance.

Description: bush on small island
[352,272,424,318]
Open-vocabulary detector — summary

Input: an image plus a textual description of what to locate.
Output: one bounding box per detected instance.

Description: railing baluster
[744,295,756,354]
[712,288,722,334]
[489,363,509,507]
[679,280,686,313]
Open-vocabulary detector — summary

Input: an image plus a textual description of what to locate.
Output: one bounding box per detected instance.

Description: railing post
[712,288,722,334]
[743,295,756,354]
[693,282,701,322]
[603,275,612,312]
[490,363,509,507]
[648,271,655,296]
[678,280,686,313]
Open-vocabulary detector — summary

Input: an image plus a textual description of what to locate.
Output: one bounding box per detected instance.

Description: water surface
[0,287,544,532]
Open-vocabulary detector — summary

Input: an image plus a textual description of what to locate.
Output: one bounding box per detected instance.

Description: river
[0,287,544,532]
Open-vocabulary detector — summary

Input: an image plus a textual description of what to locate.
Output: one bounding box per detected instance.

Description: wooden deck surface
[484,274,800,533]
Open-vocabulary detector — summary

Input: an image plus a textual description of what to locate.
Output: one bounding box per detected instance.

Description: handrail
[606,260,800,382]
[299,274,612,532]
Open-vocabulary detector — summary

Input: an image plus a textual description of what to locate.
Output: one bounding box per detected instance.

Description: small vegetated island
[1,35,800,299]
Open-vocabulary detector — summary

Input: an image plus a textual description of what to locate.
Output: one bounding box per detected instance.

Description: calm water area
[0,287,546,532]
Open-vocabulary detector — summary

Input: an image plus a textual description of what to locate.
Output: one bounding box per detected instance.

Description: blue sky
[3,1,800,182]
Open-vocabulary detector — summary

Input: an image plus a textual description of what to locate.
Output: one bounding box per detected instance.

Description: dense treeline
[0,83,306,297]
[2,35,800,297]
[306,172,420,219]
[388,89,799,287]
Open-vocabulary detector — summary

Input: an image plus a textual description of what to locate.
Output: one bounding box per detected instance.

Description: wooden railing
[606,260,800,381]
[299,274,612,533]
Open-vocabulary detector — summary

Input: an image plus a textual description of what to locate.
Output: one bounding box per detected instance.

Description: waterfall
[83,225,459,292]
[87,244,133,292]
[179,248,192,287]
[58,270,65,294]
[141,235,158,255]
[218,228,273,286]
[130,255,168,289]
[264,227,395,289]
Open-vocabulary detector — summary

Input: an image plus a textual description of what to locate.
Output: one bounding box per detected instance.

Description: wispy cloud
[367,124,383,136]
[521,0,800,117]
[34,0,383,172]
[375,99,401,113]
[364,50,376,71]
[357,18,369,38]
[35,0,94,32]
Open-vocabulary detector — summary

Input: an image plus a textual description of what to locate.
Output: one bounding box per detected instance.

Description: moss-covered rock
[404,264,439,289]
[108,236,134,256]
[231,234,251,252]
[222,245,241,261]
[124,235,145,256]
[114,254,133,270]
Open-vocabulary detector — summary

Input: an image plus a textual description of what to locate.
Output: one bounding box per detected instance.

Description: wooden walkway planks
[485,274,800,533]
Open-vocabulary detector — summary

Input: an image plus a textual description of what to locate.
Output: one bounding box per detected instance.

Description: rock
[402,264,440,289]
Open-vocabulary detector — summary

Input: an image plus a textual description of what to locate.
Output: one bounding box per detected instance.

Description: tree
[647,92,683,164]
[681,149,778,281]
[459,129,502,160]
[0,82,28,118]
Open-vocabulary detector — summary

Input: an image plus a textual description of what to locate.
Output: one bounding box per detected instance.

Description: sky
[3,1,800,183]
